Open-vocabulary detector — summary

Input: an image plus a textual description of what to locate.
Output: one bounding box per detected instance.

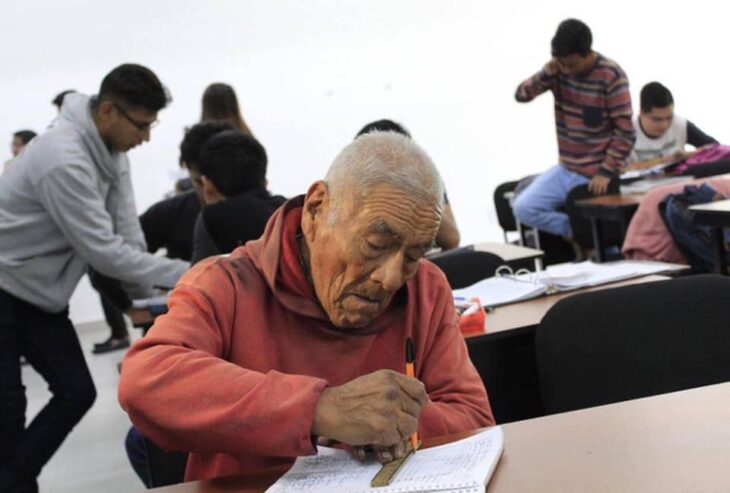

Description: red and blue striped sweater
[516,53,636,177]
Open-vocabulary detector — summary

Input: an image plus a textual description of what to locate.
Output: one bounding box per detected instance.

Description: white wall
[2,0,729,324]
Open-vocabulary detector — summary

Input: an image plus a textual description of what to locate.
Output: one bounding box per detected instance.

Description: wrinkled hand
[588,175,611,195]
[351,439,411,464]
[312,370,427,448]
[543,59,559,76]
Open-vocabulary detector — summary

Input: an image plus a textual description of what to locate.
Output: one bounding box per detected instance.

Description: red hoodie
[118,196,494,481]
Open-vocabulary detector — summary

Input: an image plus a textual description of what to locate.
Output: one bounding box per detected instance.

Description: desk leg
[590,218,605,262]
[711,227,728,275]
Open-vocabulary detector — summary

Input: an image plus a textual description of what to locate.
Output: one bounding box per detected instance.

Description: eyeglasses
[113,102,159,132]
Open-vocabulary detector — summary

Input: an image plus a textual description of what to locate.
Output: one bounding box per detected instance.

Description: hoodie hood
[242,195,407,335]
[58,93,120,181]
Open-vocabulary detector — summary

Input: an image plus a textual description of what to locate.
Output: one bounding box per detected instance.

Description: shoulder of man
[22,125,95,186]
[593,53,628,83]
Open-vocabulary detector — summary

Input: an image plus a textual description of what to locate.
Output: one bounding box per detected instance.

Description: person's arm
[415,271,495,436]
[597,72,636,178]
[686,120,718,148]
[35,164,188,289]
[191,213,221,264]
[119,263,328,458]
[514,60,558,103]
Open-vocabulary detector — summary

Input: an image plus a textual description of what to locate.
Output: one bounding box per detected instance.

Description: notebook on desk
[266,427,503,493]
[453,260,687,308]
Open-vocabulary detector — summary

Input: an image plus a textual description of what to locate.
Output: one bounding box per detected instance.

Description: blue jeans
[512,164,590,237]
[0,289,96,492]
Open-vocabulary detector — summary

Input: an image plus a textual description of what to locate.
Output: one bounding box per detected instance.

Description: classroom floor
[24,320,143,493]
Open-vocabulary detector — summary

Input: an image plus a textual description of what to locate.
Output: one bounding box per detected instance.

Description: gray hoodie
[0,93,188,313]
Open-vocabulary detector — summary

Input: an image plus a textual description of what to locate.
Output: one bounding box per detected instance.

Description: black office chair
[493,180,521,242]
[536,275,730,414]
[428,250,504,289]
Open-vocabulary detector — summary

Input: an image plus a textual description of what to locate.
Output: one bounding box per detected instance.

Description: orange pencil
[405,337,418,452]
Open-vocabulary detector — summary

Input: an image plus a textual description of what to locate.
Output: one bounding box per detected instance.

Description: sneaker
[92,337,130,355]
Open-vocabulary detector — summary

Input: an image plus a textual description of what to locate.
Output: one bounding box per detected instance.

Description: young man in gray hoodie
[0,64,189,492]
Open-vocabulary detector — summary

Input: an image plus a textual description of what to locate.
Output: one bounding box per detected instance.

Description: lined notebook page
[265,427,503,493]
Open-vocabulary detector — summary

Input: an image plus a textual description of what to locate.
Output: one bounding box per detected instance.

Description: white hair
[324,132,444,221]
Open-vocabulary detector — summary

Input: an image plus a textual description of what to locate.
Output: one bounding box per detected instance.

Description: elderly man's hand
[312,369,427,448]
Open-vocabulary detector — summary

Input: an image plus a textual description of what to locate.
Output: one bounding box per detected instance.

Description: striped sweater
[515,53,636,177]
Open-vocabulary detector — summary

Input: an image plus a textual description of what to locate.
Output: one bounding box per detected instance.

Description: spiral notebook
[265,427,503,493]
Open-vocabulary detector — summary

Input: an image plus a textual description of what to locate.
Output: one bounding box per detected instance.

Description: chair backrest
[493,180,520,233]
[536,275,730,414]
[564,181,621,249]
[428,250,504,289]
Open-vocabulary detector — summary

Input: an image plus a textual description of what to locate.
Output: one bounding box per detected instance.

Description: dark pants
[89,269,130,340]
[0,289,97,491]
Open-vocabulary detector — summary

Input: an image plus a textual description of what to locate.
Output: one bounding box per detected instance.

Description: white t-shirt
[630,114,688,162]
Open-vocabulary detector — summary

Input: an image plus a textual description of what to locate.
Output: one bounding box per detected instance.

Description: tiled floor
[23,320,143,493]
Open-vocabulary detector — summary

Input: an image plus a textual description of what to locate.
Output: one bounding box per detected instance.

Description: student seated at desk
[512,19,636,238]
[627,81,718,168]
[190,130,286,263]
[356,119,461,250]
[118,132,494,481]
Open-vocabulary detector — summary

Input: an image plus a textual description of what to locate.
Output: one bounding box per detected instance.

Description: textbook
[452,260,687,308]
[265,427,503,493]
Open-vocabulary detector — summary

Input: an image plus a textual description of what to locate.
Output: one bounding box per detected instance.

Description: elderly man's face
[301,182,441,329]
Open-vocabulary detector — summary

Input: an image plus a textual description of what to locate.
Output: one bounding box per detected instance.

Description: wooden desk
[574,194,643,262]
[472,241,543,271]
[151,383,730,492]
[489,382,730,492]
[690,199,730,275]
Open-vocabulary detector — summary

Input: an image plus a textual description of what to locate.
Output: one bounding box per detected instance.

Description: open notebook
[265,427,503,493]
[453,260,686,308]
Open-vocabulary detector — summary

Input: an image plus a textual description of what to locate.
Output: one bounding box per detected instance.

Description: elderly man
[118,132,494,481]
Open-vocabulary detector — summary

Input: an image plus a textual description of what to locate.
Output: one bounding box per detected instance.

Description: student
[356,119,461,250]
[0,64,189,492]
[191,130,286,263]
[201,82,253,136]
[629,81,717,164]
[4,130,37,173]
[119,132,494,481]
[512,19,636,237]
[91,121,231,353]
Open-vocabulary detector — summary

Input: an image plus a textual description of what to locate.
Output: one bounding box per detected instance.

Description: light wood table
[150,382,730,493]
[472,241,543,270]
[489,381,730,492]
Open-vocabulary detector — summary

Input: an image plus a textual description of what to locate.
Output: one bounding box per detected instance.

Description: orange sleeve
[118,261,327,458]
[416,271,495,435]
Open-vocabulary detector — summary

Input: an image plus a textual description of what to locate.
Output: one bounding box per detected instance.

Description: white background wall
[2,0,729,324]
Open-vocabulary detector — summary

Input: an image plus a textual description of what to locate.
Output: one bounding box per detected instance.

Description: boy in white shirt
[630,82,717,165]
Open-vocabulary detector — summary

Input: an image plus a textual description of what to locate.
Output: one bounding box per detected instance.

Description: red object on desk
[457,297,487,336]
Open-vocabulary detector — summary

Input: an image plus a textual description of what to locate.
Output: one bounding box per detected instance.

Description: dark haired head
[201,83,252,135]
[13,130,37,145]
[179,121,233,171]
[640,82,674,113]
[52,90,77,109]
[198,130,267,197]
[355,119,411,139]
[551,19,592,57]
[96,64,170,112]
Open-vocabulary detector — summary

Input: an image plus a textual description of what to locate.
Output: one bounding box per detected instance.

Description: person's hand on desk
[588,175,611,195]
[312,369,427,462]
